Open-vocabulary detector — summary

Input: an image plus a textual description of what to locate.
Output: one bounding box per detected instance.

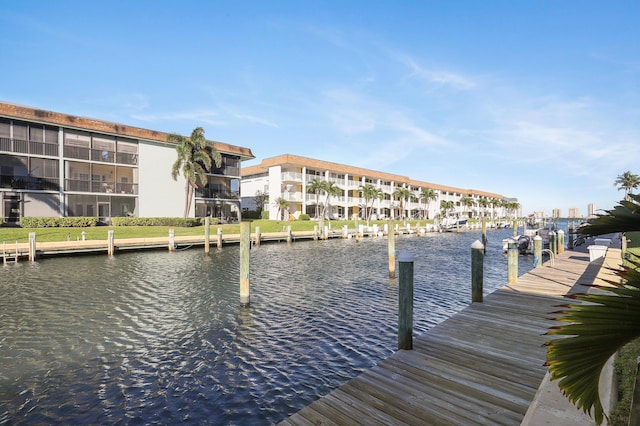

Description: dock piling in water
[471,240,484,302]
[107,230,115,256]
[239,221,251,307]
[533,235,542,268]
[507,239,518,283]
[398,250,414,350]
[388,219,396,278]
[29,232,36,262]
[217,228,223,249]
[204,217,210,255]
[168,229,175,252]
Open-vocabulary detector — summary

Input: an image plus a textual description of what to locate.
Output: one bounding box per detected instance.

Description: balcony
[1,137,58,156]
[1,174,59,191]
[65,179,138,194]
[195,189,240,200]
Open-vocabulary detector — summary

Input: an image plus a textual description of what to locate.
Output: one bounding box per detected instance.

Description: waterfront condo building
[0,102,254,224]
[241,154,511,221]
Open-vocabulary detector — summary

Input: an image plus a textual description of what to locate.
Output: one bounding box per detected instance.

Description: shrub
[242,210,261,220]
[111,217,202,227]
[20,217,99,228]
[298,214,311,221]
[261,210,269,219]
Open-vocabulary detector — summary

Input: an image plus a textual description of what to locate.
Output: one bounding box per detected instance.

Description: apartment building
[241,154,509,221]
[0,102,254,224]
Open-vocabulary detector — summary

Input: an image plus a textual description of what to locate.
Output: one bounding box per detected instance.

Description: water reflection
[0,228,531,424]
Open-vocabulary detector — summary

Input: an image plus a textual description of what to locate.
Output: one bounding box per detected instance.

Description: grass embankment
[0,219,438,243]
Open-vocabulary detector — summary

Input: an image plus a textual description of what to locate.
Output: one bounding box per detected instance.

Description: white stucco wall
[137,142,187,218]
[240,176,268,211]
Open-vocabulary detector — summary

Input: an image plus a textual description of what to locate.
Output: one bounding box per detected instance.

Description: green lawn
[0,219,438,243]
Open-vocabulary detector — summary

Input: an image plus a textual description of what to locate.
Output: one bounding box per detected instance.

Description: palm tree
[490,198,502,221]
[306,178,324,219]
[273,197,288,221]
[320,181,340,221]
[360,184,383,226]
[459,197,474,219]
[545,193,640,424]
[477,197,489,219]
[393,187,414,220]
[614,171,640,201]
[420,189,437,220]
[169,127,222,218]
[440,200,455,218]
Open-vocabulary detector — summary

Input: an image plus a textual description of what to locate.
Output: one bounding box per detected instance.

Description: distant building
[0,102,254,224]
[241,154,513,221]
[588,203,597,219]
[552,208,561,219]
[568,208,580,218]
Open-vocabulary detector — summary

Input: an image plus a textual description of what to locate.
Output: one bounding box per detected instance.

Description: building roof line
[242,153,506,199]
[0,101,254,160]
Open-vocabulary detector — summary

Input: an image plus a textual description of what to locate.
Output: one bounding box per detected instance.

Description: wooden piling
[168,229,175,252]
[533,235,542,268]
[204,217,211,255]
[28,232,36,262]
[481,217,487,254]
[507,239,518,283]
[254,226,261,247]
[388,219,396,278]
[217,228,223,249]
[287,226,292,244]
[313,225,318,241]
[240,221,251,307]
[471,240,484,302]
[107,230,115,256]
[568,223,575,249]
[398,250,414,350]
[557,230,565,254]
[549,231,557,255]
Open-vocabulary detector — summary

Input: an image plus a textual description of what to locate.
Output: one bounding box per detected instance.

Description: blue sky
[1,1,638,216]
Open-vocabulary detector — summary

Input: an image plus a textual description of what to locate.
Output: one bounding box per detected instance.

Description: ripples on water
[0,229,533,424]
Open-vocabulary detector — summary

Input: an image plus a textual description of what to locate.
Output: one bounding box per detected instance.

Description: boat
[439,217,468,232]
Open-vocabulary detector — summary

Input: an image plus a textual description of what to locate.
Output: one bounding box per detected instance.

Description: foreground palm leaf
[546,194,640,424]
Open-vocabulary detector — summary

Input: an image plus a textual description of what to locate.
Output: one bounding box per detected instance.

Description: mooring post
[508,239,518,283]
[28,232,36,262]
[398,250,414,350]
[204,217,211,255]
[557,230,565,254]
[168,229,175,252]
[107,230,115,257]
[323,225,329,240]
[240,221,251,307]
[313,225,318,241]
[287,225,292,244]
[342,225,348,239]
[568,223,575,249]
[512,220,517,238]
[471,240,484,302]
[549,231,557,255]
[254,226,261,247]
[388,219,396,278]
[481,217,487,254]
[533,235,543,268]
[217,228,223,249]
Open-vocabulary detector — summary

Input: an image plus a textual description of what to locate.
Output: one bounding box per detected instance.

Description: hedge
[110,217,205,227]
[19,217,99,228]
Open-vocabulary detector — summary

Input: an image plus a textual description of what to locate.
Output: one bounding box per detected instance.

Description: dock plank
[279,249,601,425]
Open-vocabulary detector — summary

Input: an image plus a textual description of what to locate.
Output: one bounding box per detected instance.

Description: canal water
[1,228,534,425]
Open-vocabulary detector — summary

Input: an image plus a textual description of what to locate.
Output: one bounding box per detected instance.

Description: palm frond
[578,194,640,237]
[545,259,640,425]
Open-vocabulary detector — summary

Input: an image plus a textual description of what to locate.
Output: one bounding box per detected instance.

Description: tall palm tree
[490,198,502,221]
[420,189,437,220]
[477,197,489,219]
[440,200,455,218]
[306,178,324,219]
[393,187,414,220]
[320,181,340,221]
[169,127,222,218]
[545,193,640,425]
[273,197,288,221]
[459,197,474,219]
[614,171,640,201]
[360,184,383,226]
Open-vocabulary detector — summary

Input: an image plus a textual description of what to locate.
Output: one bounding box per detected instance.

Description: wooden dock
[279,249,611,426]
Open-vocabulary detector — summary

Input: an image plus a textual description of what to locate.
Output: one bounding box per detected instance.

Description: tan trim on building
[243,153,506,200]
[0,101,254,160]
